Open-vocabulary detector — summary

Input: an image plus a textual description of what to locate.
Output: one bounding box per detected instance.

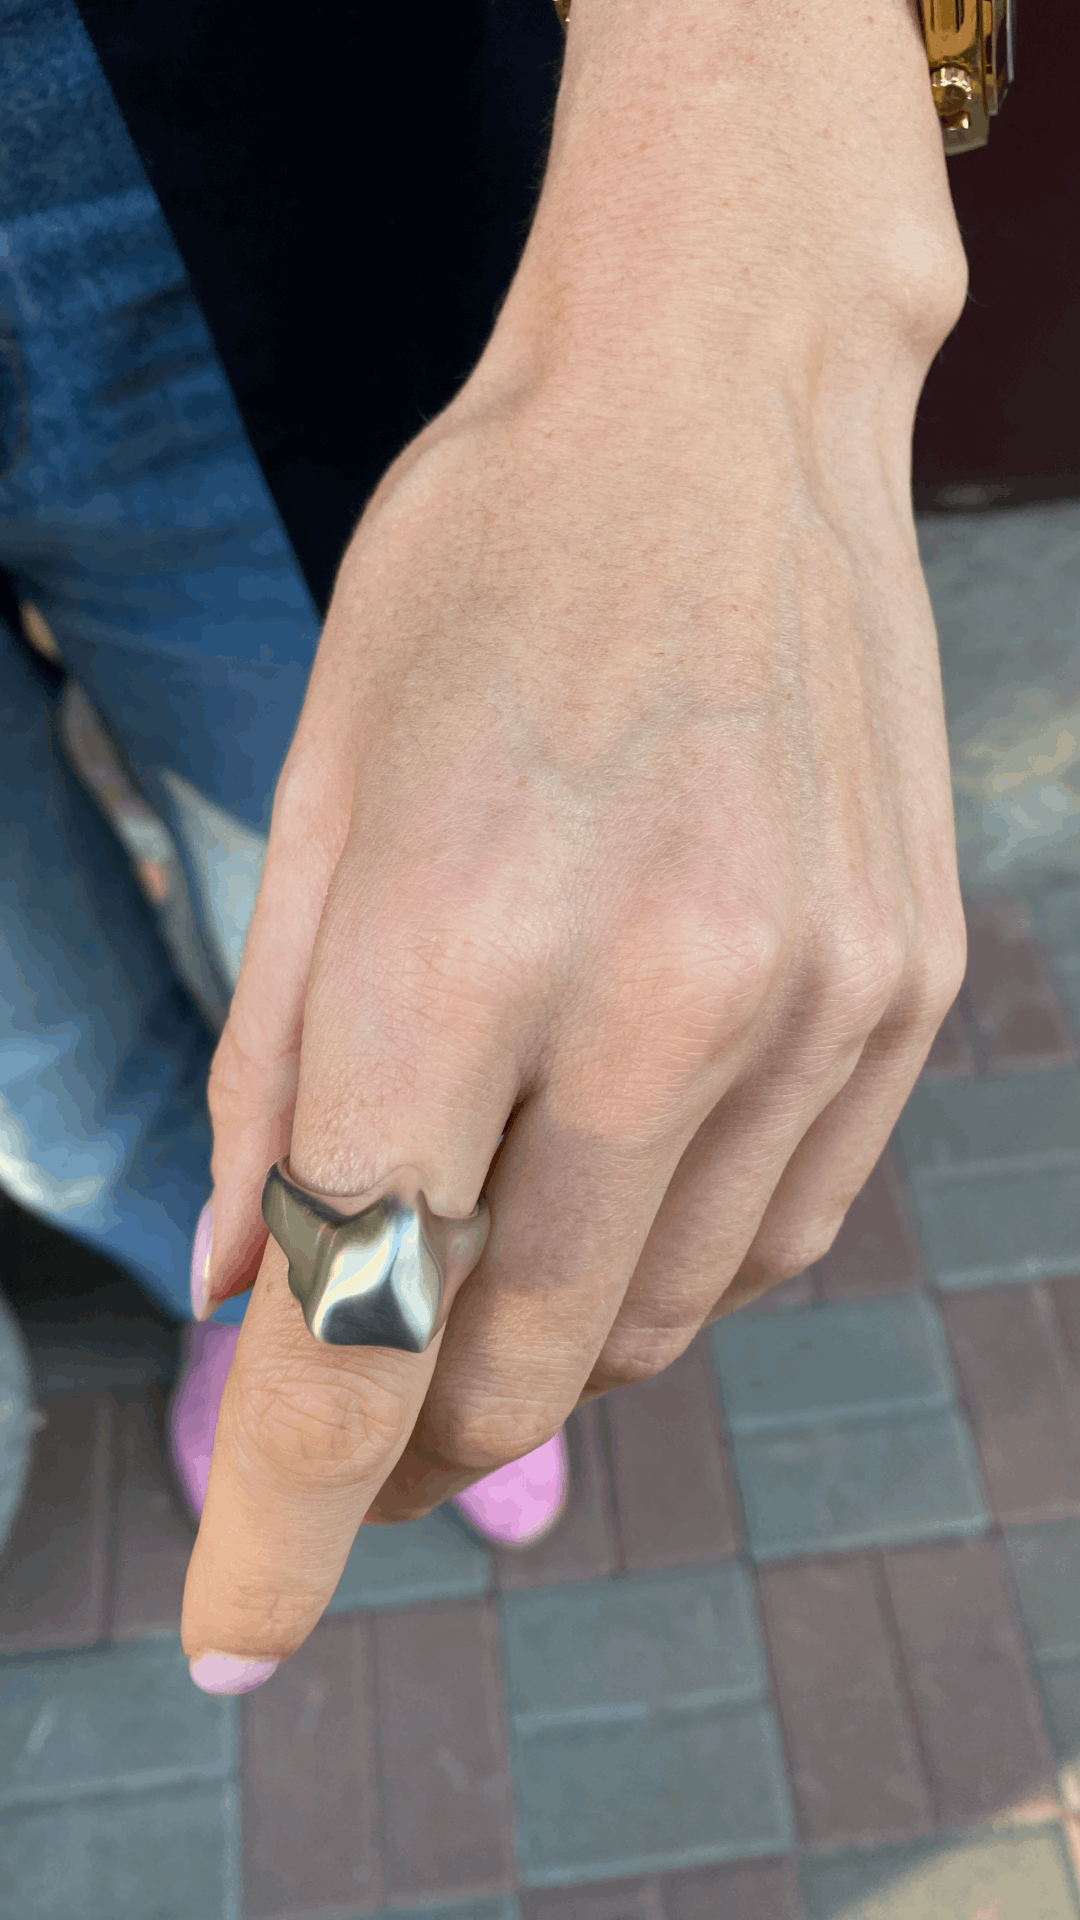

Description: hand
[181,0,970,1682]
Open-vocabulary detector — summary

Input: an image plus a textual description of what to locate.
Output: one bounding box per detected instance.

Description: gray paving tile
[710,1262,989,1558]
[502,1568,792,1886]
[907,1165,1080,1288]
[730,1410,988,1560]
[709,1297,955,1434]
[501,1567,766,1722]
[798,1827,1080,1919]
[0,1636,236,1809]
[1036,1663,1080,1766]
[512,1704,794,1887]
[0,1780,241,1920]
[325,1506,491,1612]
[896,1070,1080,1175]
[1006,1521,1080,1660]
[1028,886,1080,1036]
[1057,974,1080,1037]
[1007,1521,1080,1764]
[1029,884,1080,969]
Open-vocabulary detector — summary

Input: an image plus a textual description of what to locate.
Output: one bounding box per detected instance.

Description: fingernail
[190,1200,214,1320]
[189,1652,278,1695]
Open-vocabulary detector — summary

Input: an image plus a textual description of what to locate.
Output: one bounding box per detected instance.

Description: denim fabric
[0,0,323,1321]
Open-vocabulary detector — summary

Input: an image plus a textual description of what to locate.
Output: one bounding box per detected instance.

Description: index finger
[180,1234,442,1693]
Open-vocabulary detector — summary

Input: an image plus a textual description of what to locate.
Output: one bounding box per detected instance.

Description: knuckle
[760,1215,846,1282]
[684,908,789,1020]
[642,903,790,1058]
[868,905,968,1050]
[554,902,789,1140]
[913,916,969,1025]
[206,1024,250,1119]
[820,908,909,1034]
[427,1401,561,1480]
[587,1328,695,1395]
[207,1015,295,1126]
[234,1364,409,1493]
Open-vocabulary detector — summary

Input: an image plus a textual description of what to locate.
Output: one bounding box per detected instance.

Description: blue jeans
[0,0,322,1322]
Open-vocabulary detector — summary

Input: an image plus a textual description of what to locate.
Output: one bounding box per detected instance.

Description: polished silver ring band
[261,1158,490,1351]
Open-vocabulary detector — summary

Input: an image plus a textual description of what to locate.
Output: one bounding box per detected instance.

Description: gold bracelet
[550,0,1014,155]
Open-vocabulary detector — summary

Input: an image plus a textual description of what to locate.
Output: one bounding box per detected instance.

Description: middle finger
[371,1004,875,1519]
[365,1082,702,1520]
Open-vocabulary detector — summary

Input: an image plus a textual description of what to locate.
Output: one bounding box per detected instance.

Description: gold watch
[551,0,1014,156]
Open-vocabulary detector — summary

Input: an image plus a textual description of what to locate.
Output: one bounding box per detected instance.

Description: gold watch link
[550,0,1014,155]
[921,0,1014,153]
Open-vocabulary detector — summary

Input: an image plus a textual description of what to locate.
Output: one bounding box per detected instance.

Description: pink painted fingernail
[189,1653,278,1695]
[190,1201,214,1319]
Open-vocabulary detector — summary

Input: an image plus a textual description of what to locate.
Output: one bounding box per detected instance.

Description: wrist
[473,0,967,408]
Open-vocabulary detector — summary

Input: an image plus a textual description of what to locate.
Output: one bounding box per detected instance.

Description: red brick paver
[374,1597,517,1906]
[661,1857,803,1920]
[242,1613,383,1920]
[1044,1273,1080,1384]
[0,1393,113,1653]
[883,1535,1057,1828]
[920,997,978,1081]
[731,1267,820,1313]
[756,1554,932,1849]
[963,894,1078,1071]
[108,1393,193,1638]
[817,1149,926,1301]
[941,1284,1080,1523]
[605,1336,742,1571]
[521,1878,667,1920]
[495,1402,619,1590]
[520,1861,804,1920]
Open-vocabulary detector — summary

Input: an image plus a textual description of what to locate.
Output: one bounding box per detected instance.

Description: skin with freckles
[181,0,971,1684]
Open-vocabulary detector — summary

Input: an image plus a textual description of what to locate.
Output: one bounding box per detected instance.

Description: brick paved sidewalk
[4,880,1080,1919]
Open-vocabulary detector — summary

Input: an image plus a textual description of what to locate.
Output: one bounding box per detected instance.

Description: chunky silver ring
[261,1158,491,1351]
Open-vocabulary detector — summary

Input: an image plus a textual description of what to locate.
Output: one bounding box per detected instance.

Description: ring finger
[586,990,945,1394]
